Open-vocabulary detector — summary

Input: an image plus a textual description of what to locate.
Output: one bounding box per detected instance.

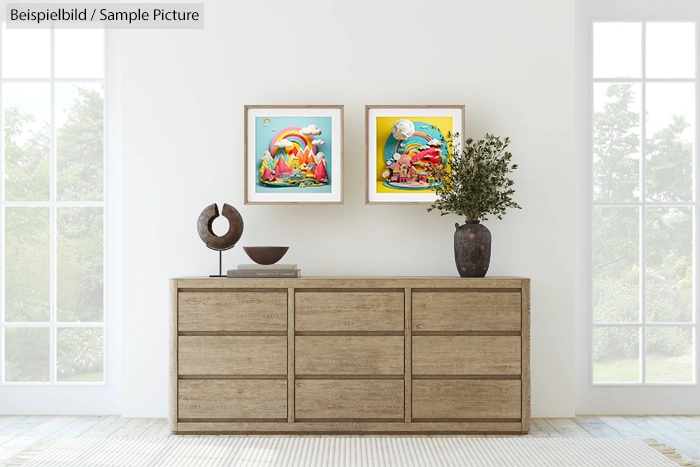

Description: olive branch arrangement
[428,133,521,222]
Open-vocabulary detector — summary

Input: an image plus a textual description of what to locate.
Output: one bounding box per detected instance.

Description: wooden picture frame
[365,105,465,204]
[245,105,344,205]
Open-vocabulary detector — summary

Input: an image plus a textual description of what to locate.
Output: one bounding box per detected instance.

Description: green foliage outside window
[593,84,693,363]
[4,86,104,382]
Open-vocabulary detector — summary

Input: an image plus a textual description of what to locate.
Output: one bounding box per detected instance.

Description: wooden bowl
[243,246,289,265]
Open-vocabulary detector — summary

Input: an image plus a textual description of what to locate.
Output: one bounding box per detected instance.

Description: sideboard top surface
[172,277,530,289]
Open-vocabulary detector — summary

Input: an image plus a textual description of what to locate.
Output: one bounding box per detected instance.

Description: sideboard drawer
[295,291,404,332]
[412,291,521,332]
[413,380,521,419]
[295,380,404,420]
[178,336,287,375]
[413,336,521,375]
[178,291,287,332]
[296,336,404,375]
[178,380,287,420]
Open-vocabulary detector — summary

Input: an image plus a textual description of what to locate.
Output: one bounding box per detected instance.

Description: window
[1,26,106,384]
[591,21,697,385]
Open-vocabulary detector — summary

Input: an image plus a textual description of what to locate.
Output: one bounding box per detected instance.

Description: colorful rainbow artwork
[269,127,314,156]
[381,121,448,191]
[258,124,330,188]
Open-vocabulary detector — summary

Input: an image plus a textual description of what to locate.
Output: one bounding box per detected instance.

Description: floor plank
[52,416,107,438]
[596,416,656,438]
[545,418,595,438]
[78,416,130,438]
[530,418,564,438]
[572,416,624,438]
[652,416,696,434]
[109,418,157,438]
[664,416,700,432]
[527,419,548,438]
[679,431,700,441]
[140,419,172,438]
[0,416,26,433]
[0,416,53,446]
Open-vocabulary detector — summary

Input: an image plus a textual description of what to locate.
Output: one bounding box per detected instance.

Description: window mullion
[695,19,700,385]
[589,19,595,387]
[49,27,56,385]
[102,28,108,386]
[640,21,648,385]
[0,20,5,384]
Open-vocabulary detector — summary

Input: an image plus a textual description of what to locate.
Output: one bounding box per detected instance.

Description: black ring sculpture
[197,203,244,276]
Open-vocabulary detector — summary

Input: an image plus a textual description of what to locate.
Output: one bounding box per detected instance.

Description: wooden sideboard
[170,277,530,434]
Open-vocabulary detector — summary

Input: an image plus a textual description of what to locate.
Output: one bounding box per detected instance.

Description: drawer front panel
[295,380,404,419]
[412,291,521,332]
[296,336,404,375]
[412,380,521,419]
[178,291,287,332]
[178,336,286,375]
[295,292,404,332]
[413,336,521,375]
[178,380,287,419]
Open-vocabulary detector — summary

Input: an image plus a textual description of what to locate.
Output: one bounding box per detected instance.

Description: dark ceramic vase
[454,220,491,278]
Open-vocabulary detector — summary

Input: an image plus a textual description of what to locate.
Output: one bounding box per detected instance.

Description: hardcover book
[227,269,301,278]
[237,264,297,270]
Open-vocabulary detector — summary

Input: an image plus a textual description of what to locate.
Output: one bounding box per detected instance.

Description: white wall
[119,0,575,418]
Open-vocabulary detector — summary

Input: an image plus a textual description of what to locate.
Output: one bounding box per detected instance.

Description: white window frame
[590,20,698,387]
[577,0,700,415]
[0,23,121,414]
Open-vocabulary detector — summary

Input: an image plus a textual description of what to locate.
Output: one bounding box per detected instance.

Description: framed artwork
[365,105,465,204]
[244,105,344,204]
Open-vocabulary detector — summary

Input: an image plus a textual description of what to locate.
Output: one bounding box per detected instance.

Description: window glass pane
[3,83,51,201]
[646,327,694,383]
[4,207,50,322]
[593,326,640,383]
[593,207,640,323]
[56,84,104,201]
[646,83,695,202]
[55,29,104,78]
[1,24,50,78]
[1,26,107,388]
[57,207,104,322]
[594,83,641,202]
[646,23,695,79]
[57,327,104,382]
[594,23,642,79]
[646,207,693,323]
[4,327,50,382]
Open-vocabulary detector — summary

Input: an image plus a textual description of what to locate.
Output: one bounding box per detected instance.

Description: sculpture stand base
[210,250,225,278]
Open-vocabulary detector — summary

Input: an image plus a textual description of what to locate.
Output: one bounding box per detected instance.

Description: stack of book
[227,264,301,278]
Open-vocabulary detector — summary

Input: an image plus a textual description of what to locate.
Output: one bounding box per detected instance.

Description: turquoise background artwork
[255,116,333,194]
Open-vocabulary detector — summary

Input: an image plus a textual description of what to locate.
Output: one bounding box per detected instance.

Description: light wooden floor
[0,416,699,464]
